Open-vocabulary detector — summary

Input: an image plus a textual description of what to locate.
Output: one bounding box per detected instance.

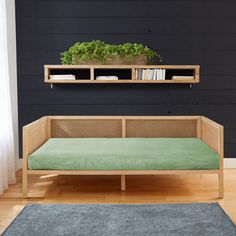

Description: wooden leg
[218,171,224,199]
[22,171,28,198]
[121,175,126,191]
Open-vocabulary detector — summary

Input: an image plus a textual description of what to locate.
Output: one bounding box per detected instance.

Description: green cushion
[28,138,220,170]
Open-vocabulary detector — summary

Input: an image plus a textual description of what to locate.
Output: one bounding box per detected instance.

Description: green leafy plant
[60,40,162,64]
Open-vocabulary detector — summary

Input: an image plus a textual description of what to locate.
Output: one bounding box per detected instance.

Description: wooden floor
[0,170,236,234]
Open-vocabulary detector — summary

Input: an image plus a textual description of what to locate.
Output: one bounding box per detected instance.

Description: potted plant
[60,40,162,65]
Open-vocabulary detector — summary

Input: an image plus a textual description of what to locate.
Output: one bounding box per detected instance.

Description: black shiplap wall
[16,0,236,157]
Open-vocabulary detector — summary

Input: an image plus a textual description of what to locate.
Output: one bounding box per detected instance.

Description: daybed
[22,116,224,198]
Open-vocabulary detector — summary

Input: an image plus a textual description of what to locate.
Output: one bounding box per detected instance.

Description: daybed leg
[121,175,126,191]
[218,171,224,199]
[23,171,28,198]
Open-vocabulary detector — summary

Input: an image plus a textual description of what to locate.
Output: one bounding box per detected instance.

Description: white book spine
[152,70,154,80]
[160,70,163,80]
[150,69,153,80]
[153,69,156,80]
[163,69,166,80]
[142,69,145,80]
[148,69,151,80]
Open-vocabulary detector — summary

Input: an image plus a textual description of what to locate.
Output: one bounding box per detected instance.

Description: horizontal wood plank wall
[16,0,236,157]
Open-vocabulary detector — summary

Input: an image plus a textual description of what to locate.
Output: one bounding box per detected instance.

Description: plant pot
[72,54,148,65]
[106,54,148,65]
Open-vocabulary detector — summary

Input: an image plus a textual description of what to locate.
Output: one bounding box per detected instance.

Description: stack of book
[96,76,118,80]
[172,76,194,81]
[136,69,166,80]
[50,74,76,80]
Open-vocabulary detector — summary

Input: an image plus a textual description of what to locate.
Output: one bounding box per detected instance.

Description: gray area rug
[2,203,236,236]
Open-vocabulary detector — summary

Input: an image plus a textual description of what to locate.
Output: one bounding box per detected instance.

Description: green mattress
[28,138,220,170]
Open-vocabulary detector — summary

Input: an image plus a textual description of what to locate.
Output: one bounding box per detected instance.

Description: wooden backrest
[49,116,199,138]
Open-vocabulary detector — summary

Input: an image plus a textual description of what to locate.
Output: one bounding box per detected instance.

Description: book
[157,69,160,80]
[160,69,165,80]
[172,76,194,80]
[152,69,156,80]
[147,69,150,80]
[139,69,142,80]
[162,69,166,80]
[160,70,163,80]
[150,70,154,80]
[96,76,119,80]
[50,74,76,80]
[142,69,146,80]
[135,69,166,80]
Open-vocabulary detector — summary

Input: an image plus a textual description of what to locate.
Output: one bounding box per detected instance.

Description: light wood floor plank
[0,170,236,234]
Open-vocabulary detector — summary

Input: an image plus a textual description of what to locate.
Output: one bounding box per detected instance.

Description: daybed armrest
[201,116,224,198]
[201,116,224,156]
[22,116,50,197]
[23,117,50,166]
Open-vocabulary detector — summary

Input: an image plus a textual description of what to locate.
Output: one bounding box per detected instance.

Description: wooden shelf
[44,65,200,84]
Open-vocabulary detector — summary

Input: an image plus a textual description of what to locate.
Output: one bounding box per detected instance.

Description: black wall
[16,0,236,157]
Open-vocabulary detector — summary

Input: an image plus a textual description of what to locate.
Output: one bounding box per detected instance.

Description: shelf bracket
[50,83,53,89]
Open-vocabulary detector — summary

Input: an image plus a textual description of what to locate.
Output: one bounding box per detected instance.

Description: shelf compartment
[94,68,132,81]
[47,68,91,81]
[165,69,195,80]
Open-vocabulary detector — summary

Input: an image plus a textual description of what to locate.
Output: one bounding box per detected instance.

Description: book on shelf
[96,76,119,80]
[172,76,194,80]
[135,69,166,80]
[50,74,76,80]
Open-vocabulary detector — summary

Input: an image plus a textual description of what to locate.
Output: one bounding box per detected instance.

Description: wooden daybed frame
[22,116,224,198]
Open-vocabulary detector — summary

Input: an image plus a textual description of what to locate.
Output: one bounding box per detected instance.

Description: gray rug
[2,203,236,236]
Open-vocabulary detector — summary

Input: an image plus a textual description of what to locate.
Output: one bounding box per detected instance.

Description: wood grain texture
[44,65,199,84]
[201,116,223,153]
[1,169,236,235]
[22,117,49,197]
[23,117,48,155]
[22,116,223,198]
[27,170,220,176]
[200,116,224,198]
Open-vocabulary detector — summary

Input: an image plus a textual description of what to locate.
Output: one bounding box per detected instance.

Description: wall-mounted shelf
[44,65,200,84]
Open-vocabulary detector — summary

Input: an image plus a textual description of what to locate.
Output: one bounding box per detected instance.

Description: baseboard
[15,158,236,171]
[16,159,22,171]
[224,158,236,168]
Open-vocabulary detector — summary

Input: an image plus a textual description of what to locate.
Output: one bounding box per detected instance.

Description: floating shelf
[44,65,200,84]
